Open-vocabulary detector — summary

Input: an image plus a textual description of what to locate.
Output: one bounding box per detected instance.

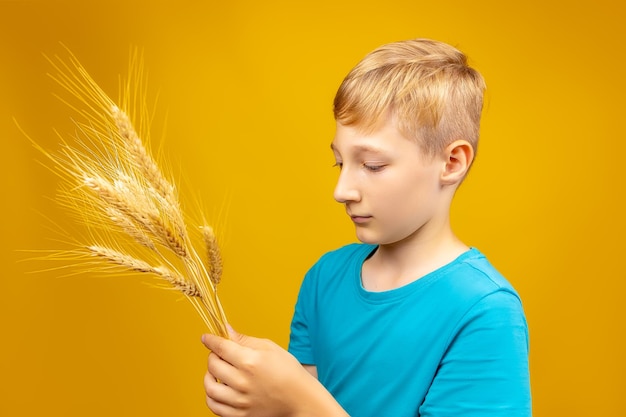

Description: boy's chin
[355,229,408,246]
[354,231,384,245]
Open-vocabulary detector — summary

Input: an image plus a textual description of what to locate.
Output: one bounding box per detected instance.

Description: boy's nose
[333,170,360,203]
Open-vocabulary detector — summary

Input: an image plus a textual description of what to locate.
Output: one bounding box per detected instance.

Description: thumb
[226,323,242,341]
[227,325,272,350]
[227,324,255,347]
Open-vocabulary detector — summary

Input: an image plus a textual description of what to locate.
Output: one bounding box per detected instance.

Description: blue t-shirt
[288,244,531,416]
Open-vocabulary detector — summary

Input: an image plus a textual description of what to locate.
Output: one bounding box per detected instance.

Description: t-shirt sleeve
[419,290,531,417]
[288,265,316,365]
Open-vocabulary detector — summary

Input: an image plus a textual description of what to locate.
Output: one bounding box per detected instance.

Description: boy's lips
[349,213,372,223]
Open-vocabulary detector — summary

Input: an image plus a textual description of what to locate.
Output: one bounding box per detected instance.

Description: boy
[202,38,531,417]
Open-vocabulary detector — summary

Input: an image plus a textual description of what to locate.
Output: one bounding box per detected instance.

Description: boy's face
[331,119,446,246]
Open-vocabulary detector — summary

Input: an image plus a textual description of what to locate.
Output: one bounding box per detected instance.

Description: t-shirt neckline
[353,244,480,304]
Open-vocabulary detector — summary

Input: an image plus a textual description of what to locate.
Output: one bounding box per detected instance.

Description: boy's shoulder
[437,248,521,305]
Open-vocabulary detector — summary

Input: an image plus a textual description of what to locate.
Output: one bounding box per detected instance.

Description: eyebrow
[330,142,386,155]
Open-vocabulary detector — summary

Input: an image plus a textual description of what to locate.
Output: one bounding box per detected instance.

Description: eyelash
[332,162,385,172]
[363,164,385,172]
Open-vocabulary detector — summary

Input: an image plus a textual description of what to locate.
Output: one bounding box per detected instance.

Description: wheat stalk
[31,47,228,337]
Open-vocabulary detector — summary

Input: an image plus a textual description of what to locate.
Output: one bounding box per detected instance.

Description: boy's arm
[420,290,531,416]
[202,328,348,417]
[303,364,318,378]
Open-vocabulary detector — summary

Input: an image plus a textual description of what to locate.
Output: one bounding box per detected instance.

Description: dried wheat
[29,48,229,337]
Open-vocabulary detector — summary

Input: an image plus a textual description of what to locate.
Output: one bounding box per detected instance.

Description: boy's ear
[440,140,474,185]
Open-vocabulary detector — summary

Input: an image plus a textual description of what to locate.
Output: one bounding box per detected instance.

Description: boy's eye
[332,162,343,170]
[363,164,385,172]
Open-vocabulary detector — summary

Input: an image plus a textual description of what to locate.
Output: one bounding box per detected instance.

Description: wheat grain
[105,207,156,250]
[83,174,188,257]
[201,225,223,285]
[111,105,175,202]
[87,245,200,297]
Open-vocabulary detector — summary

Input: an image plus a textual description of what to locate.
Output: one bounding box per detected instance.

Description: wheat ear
[87,245,200,297]
[32,47,229,337]
[201,225,223,285]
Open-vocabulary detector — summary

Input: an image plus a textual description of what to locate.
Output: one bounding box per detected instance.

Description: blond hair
[333,39,486,157]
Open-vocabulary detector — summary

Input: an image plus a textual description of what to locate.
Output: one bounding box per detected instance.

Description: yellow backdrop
[1,0,624,416]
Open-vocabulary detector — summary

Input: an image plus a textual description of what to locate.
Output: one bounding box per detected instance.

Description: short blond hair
[333,39,486,157]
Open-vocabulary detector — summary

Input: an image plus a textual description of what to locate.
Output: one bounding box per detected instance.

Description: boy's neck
[361,222,468,292]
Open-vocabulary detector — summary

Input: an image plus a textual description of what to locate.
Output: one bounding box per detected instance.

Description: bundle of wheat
[28,48,228,337]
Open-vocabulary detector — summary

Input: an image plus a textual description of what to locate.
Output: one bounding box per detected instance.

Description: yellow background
[1,0,624,415]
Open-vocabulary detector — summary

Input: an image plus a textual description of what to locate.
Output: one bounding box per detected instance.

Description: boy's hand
[201,328,349,417]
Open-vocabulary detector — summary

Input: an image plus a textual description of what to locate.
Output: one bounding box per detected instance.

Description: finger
[204,370,236,404]
[205,378,246,417]
[226,325,243,342]
[202,333,253,368]
[206,394,245,417]
[207,352,248,390]
[202,329,247,350]
[202,333,231,355]
[204,369,250,412]
[227,328,266,349]
[201,333,221,350]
